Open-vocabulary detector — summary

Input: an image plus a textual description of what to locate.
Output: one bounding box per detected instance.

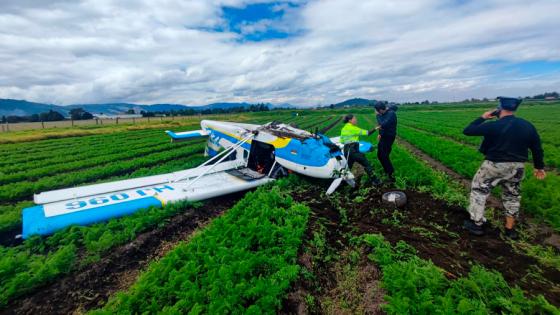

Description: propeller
[326,144,355,195]
[326,178,343,195]
[326,170,356,195]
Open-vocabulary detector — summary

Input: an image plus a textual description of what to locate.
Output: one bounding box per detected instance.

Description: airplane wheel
[382,191,407,207]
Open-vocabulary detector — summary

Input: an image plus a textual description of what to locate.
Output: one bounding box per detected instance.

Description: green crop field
[1,104,559,314]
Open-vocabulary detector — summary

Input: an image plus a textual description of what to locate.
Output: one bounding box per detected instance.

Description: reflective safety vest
[340,123,368,144]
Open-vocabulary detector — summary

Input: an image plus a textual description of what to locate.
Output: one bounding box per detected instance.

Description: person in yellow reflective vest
[340,114,382,185]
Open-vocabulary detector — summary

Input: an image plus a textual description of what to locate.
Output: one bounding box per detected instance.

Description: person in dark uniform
[462,97,546,239]
[375,104,397,183]
[340,114,381,185]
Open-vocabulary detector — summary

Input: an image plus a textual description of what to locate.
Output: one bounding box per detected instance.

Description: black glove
[367,128,377,136]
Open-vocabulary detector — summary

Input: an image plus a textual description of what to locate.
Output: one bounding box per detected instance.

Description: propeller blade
[326,178,343,195]
[345,178,356,188]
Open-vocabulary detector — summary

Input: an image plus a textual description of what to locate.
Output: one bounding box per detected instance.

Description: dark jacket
[463,116,544,169]
[376,110,397,137]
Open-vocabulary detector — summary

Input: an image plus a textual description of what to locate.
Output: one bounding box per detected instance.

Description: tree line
[139,104,271,117]
[1,108,93,123]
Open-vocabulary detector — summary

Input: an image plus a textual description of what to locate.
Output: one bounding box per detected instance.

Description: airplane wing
[165,129,209,141]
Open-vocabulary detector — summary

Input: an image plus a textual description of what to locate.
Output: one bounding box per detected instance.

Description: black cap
[374,103,387,111]
[497,96,522,111]
[343,114,354,123]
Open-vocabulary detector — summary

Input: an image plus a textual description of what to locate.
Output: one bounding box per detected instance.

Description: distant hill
[333,98,378,107]
[0,99,67,116]
[0,99,299,117]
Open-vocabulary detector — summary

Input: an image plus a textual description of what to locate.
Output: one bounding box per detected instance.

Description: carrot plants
[0,198,204,308]
[359,233,558,314]
[92,179,310,314]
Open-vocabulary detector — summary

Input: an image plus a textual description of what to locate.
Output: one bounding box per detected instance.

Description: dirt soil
[319,116,342,134]
[282,182,560,313]
[281,186,386,315]
[2,195,240,315]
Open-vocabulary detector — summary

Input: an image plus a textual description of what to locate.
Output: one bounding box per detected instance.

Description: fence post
[96,118,99,125]
[1,124,4,132]
[160,117,163,122]
[71,119,74,127]
[6,122,9,132]
[41,121,45,129]
[148,117,150,123]
[116,117,119,125]
[132,117,135,124]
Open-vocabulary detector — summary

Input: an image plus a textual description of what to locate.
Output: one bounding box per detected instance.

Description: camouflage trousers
[468,160,525,225]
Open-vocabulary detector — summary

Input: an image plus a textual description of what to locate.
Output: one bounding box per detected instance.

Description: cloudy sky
[0,0,559,106]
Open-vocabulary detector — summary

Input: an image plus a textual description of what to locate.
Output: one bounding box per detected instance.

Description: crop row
[0,128,163,158]
[400,108,560,146]
[401,113,560,149]
[397,125,560,231]
[0,132,173,174]
[399,119,560,170]
[1,138,204,185]
[0,129,168,168]
[92,178,309,314]
[351,115,468,204]
[360,234,557,314]
[0,142,205,203]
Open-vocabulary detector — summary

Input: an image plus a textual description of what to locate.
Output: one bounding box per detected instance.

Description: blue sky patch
[219,2,302,41]
[503,60,560,75]
[482,59,560,78]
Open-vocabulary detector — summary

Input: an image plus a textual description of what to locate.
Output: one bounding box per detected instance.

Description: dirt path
[2,195,241,315]
[397,137,503,209]
[283,183,560,311]
[281,187,386,314]
[319,116,342,134]
[400,123,478,147]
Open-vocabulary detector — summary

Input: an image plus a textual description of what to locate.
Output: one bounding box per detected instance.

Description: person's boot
[369,176,382,186]
[504,216,518,240]
[504,228,518,240]
[385,174,396,185]
[463,219,484,236]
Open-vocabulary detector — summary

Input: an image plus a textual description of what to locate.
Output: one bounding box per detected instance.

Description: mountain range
[0,98,377,117]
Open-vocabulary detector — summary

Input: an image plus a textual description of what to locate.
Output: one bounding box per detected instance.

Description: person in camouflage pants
[463,97,546,239]
[468,160,525,225]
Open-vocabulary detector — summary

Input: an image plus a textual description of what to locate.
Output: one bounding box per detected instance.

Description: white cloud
[0,0,559,105]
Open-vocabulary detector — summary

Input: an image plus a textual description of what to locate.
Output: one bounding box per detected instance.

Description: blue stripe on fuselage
[22,197,163,238]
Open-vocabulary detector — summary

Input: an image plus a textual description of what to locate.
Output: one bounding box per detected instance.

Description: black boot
[504,228,518,240]
[463,219,484,236]
[369,176,383,186]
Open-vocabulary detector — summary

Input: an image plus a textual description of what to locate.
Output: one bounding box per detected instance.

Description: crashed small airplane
[22,120,374,238]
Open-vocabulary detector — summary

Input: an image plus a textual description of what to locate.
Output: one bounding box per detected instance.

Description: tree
[40,110,65,121]
[126,109,135,114]
[69,108,93,120]
[1,116,6,123]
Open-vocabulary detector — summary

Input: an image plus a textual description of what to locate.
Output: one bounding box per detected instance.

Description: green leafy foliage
[92,182,310,314]
[0,199,201,307]
[360,234,558,314]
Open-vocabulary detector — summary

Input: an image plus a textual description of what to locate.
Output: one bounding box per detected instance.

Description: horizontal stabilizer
[165,129,209,141]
